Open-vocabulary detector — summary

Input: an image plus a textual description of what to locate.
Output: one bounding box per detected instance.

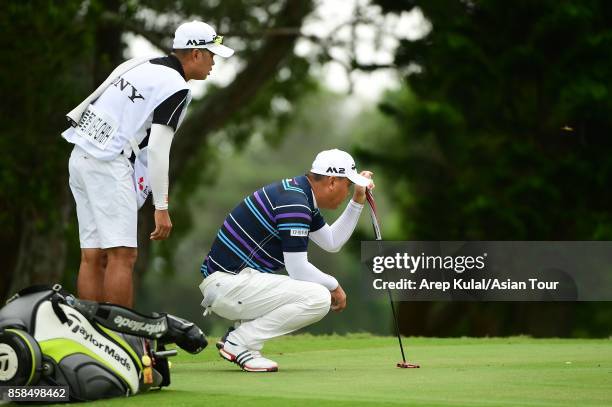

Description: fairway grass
[86,335,610,406]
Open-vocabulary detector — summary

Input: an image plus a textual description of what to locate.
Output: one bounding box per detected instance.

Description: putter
[365,189,420,369]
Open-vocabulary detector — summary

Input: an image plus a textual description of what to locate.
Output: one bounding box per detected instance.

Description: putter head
[397,361,420,368]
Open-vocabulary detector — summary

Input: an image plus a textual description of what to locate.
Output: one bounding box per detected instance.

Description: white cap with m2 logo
[310,149,371,187]
[173,21,234,58]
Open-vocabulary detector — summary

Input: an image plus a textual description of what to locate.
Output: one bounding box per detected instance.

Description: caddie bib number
[75,104,118,150]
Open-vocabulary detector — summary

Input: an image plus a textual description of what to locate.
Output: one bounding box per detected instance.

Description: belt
[201,268,244,279]
[121,134,149,165]
[201,268,217,279]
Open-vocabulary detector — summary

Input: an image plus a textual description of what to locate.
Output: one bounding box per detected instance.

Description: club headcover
[160,314,207,354]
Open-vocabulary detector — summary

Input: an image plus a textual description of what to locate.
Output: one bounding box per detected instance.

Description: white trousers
[199,268,331,350]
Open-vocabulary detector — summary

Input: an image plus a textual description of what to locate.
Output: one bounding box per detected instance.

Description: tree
[0,0,315,301]
[0,0,94,299]
[362,0,612,336]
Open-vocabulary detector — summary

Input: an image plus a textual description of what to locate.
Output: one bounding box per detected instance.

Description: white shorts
[68,145,137,249]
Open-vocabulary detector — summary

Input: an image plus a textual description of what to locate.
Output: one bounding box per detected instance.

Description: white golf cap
[310,149,371,187]
[173,20,234,58]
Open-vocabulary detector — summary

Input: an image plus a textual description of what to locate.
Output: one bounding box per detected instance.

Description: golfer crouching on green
[199,149,374,372]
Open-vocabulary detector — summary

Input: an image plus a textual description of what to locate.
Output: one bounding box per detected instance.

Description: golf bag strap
[12,284,71,326]
[51,295,69,324]
[72,300,168,339]
[7,283,69,305]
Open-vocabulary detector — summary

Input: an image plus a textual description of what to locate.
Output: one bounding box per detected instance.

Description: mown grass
[83,334,611,406]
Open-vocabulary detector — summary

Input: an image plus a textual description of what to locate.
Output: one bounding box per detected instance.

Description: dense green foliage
[0,1,89,238]
[358,0,612,336]
[369,0,612,239]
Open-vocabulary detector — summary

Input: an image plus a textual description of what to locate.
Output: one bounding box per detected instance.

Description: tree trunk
[7,185,73,296]
[0,221,23,300]
[93,0,123,85]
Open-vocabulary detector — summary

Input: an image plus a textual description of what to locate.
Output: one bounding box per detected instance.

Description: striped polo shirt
[201,175,325,276]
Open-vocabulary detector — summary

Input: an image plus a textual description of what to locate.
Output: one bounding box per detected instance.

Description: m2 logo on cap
[186,39,207,46]
[290,229,309,237]
[326,167,346,174]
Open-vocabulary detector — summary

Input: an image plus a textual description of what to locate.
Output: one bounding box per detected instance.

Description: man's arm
[283,251,346,312]
[148,124,174,240]
[275,185,347,311]
[283,251,338,290]
[147,89,189,240]
[309,171,374,252]
[309,200,363,252]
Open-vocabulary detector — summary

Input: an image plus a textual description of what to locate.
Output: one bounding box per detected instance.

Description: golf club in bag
[365,189,420,368]
[0,284,207,401]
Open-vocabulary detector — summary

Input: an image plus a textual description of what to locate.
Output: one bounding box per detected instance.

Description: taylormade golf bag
[0,284,207,401]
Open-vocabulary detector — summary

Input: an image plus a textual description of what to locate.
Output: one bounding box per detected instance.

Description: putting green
[86,334,610,406]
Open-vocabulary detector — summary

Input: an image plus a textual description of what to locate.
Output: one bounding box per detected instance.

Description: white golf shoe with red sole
[219,340,278,372]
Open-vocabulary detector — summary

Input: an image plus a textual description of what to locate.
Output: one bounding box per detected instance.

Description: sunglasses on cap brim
[205,35,224,46]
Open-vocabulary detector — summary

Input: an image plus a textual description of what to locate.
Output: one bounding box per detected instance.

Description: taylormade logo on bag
[34,302,139,394]
[113,315,167,336]
[66,313,132,371]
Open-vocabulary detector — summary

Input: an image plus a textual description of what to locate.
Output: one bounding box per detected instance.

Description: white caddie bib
[74,104,119,151]
[63,59,192,210]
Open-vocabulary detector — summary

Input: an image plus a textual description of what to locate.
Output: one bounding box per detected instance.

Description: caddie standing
[63,21,234,307]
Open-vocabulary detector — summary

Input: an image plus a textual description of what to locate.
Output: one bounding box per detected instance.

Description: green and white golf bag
[0,284,207,401]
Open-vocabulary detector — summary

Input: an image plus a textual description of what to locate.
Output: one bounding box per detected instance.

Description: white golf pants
[199,268,331,350]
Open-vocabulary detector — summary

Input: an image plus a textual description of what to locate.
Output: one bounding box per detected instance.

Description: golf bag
[0,284,207,401]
